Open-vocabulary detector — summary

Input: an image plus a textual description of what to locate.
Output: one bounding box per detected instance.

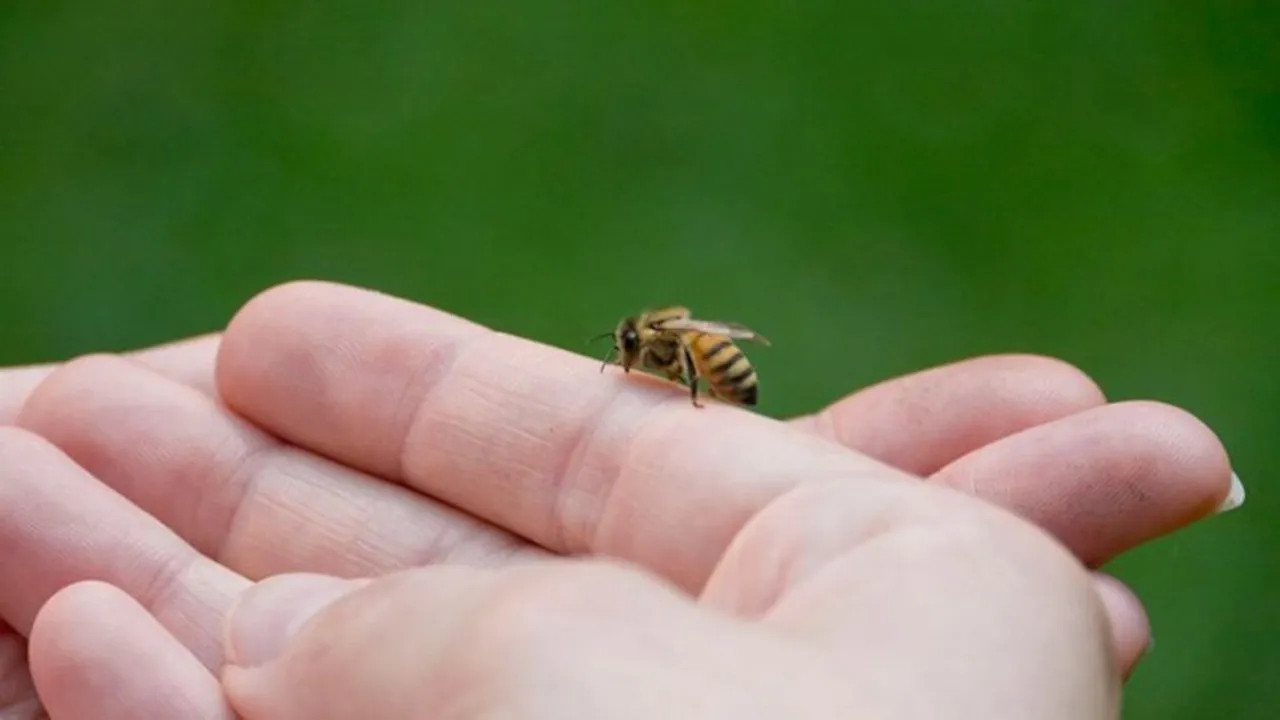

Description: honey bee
[596,306,770,408]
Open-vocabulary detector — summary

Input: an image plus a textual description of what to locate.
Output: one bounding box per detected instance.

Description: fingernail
[225,573,364,667]
[1216,472,1246,513]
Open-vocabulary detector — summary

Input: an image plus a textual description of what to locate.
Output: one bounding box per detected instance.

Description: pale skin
[0,281,1239,718]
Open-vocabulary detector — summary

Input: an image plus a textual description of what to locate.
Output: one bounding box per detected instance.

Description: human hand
[0,281,1239,717]
[218,476,1119,718]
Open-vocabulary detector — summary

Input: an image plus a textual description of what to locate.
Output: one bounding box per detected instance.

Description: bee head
[613,317,642,372]
[592,316,641,373]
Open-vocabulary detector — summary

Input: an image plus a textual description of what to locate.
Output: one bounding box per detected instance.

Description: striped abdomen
[687,333,759,406]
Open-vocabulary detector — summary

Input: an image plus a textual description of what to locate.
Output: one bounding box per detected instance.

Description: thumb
[220,561,790,720]
[220,568,492,720]
[222,573,366,669]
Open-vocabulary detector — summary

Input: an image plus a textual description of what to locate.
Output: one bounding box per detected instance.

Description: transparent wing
[652,318,771,345]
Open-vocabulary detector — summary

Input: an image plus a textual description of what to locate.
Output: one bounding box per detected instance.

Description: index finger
[216,282,909,591]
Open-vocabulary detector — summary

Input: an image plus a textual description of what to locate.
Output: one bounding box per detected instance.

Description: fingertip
[224,574,365,668]
[31,579,119,628]
[0,364,55,424]
[996,353,1107,406]
[216,280,341,394]
[28,580,123,681]
[1089,573,1150,679]
[30,581,235,720]
[215,280,367,394]
[219,280,424,360]
[228,280,345,324]
[219,664,272,720]
[931,398,1238,566]
[1110,400,1234,520]
[0,424,52,460]
[220,661,317,720]
[16,353,137,435]
[3,339,220,428]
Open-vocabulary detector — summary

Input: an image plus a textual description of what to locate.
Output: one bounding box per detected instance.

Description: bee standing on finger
[595,306,770,408]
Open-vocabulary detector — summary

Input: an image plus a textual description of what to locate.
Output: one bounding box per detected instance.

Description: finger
[0,366,51,425]
[18,354,538,581]
[695,480,1117,715]
[790,354,1106,475]
[29,581,234,720]
[0,427,248,669]
[0,333,220,422]
[1090,573,1150,679]
[221,566,802,720]
[0,625,40,719]
[929,400,1236,567]
[216,282,909,591]
[696,474,1137,679]
[125,333,222,396]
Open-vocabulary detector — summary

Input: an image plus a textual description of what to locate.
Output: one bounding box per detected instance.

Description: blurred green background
[2,1,1275,715]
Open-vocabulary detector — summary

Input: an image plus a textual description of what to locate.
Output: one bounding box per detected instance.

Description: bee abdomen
[734,380,759,406]
[692,334,759,406]
[717,362,759,405]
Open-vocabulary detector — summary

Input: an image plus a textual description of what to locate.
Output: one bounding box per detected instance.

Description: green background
[2,1,1275,715]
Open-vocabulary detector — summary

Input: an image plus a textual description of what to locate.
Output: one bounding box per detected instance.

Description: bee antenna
[586,331,614,345]
[598,344,615,373]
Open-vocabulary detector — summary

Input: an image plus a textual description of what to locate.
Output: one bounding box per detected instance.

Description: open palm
[0,281,1236,718]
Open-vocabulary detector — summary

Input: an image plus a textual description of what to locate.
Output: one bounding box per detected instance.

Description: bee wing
[652,318,771,346]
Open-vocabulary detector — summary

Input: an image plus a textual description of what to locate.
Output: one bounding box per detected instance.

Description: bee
[595,306,770,408]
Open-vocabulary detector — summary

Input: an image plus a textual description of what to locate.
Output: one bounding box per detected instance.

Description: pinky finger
[28,581,234,720]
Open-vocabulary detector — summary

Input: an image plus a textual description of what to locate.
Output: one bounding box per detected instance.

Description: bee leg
[681,347,704,408]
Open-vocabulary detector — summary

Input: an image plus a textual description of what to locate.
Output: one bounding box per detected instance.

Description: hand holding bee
[0,282,1240,718]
